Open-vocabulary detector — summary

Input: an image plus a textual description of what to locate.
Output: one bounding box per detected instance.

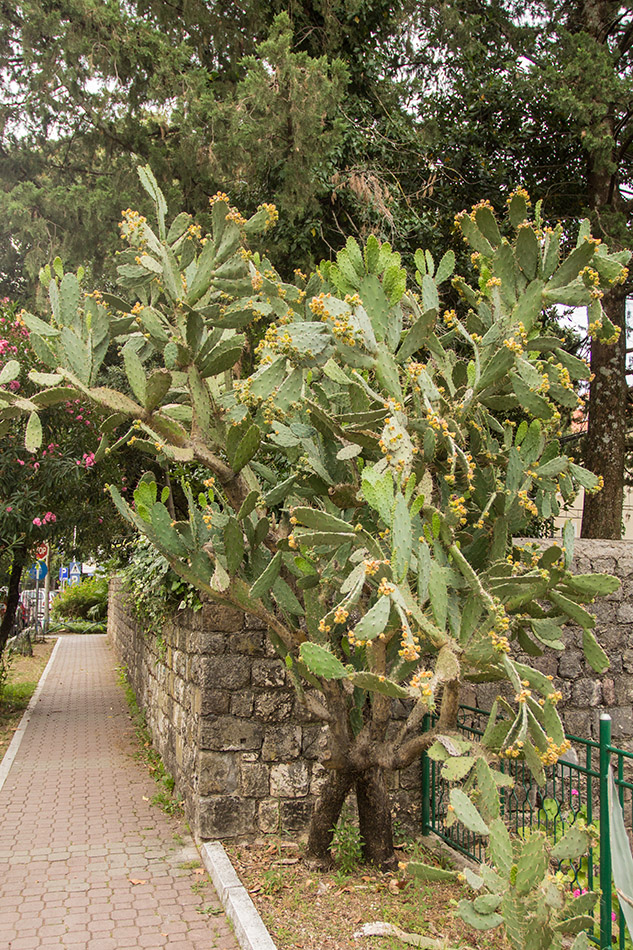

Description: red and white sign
[35,542,49,561]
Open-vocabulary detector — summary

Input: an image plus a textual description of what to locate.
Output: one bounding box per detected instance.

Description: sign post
[69,561,81,587]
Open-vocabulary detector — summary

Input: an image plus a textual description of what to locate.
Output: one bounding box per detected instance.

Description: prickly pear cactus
[3,169,629,856]
[453,760,598,949]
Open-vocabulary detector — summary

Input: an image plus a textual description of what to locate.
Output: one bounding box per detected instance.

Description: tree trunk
[581,286,627,538]
[0,542,27,654]
[356,766,396,870]
[576,0,629,538]
[305,768,355,868]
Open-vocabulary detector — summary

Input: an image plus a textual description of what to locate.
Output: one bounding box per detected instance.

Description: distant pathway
[0,635,238,950]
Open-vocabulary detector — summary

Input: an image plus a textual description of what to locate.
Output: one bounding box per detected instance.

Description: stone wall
[108,577,420,840]
[108,539,633,842]
[462,539,633,744]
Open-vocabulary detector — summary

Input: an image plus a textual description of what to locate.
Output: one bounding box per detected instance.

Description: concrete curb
[200,840,278,950]
[0,635,61,794]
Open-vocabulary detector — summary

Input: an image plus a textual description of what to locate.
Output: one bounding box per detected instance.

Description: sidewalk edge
[0,636,62,794]
[199,840,278,950]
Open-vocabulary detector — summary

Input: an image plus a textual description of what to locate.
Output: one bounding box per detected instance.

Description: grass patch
[0,640,55,761]
[116,665,184,817]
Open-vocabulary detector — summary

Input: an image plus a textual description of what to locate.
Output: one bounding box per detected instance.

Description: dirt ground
[225,837,511,950]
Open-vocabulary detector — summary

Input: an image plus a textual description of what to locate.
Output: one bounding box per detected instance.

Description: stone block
[229,629,267,656]
[195,631,227,655]
[254,691,293,722]
[240,763,270,797]
[201,689,230,716]
[558,652,583,679]
[262,726,302,761]
[252,659,286,688]
[200,656,251,690]
[609,707,633,741]
[280,799,313,834]
[230,690,254,717]
[198,752,239,795]
[602,678,616,706]
[270,762,310,798]
[617,604,633,624]
[613,676,633,705]
[399,761,421,791]
[258,799,280,834]
[200,717,263,752]
[571,679,602,707]
[201,603,246,632]
[561,709,595,739]
[198,796,257,838]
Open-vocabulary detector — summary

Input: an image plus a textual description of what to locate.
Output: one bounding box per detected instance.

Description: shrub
[52,575,108,621]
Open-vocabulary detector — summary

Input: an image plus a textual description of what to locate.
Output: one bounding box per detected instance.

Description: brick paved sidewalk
[0,635,239,950]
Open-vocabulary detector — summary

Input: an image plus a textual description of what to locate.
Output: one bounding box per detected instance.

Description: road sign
[35,542,49,561]
[28,562,48,581]
[68,575,80,586]
[59,566,68,581]
[69,560,81,575]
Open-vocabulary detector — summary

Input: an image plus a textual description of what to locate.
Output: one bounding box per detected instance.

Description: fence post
[421,714,431,835]
[599,713,613,950]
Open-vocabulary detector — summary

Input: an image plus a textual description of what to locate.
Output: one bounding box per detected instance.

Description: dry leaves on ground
[226,838,511,950]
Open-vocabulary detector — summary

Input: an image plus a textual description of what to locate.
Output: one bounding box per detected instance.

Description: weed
[178,860,202,870]
[261,867,286,894]
[331,811,363,875]
[196,904,223,916]
[116,665,183,817]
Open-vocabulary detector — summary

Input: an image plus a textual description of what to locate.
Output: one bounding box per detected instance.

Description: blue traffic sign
[28,562,48,581]
[69,560,81,576]
[59,566,68,581]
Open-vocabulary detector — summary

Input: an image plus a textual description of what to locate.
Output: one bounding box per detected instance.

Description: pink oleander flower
[571,789,580,797]
[6,506,12,512]
[32,517,41,526]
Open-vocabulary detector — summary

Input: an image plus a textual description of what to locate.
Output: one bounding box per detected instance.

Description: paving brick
[0,636,239,950]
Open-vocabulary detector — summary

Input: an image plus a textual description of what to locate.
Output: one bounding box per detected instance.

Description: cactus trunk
[305,768,355,868]
[356,766,396,870]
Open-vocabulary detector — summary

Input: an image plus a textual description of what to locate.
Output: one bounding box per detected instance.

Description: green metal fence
[421,707,633,950]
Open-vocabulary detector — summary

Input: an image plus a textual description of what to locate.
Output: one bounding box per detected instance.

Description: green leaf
[550,825,591,862]
[224,517,244,574]
[123,345,147,405]
[435,250,455,285]
[429,562,448,630]
[348,671,409,698]
[582,628,609,673]
[351,596,391,642]
[0,360,20,385]
[457,900,503,932]
[515,832,548,895]
[249,551,282,599]
[299,642,348,680]
[449,788,489,835]
[391,492,412,581]
[228,424,261,473]
[407,861,457,883]
[25,411,42,452]
[549,590,596,629]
